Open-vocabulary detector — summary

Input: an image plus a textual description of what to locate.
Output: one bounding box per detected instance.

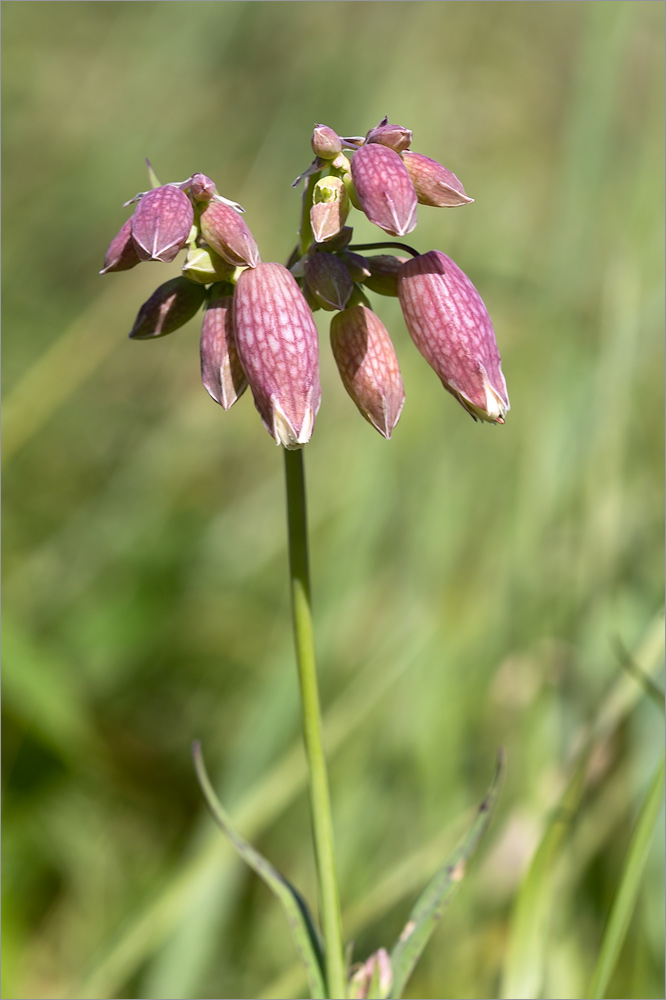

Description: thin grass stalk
[283,446,346,999]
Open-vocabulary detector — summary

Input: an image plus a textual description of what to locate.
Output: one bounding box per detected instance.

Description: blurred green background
[3,3,664,999]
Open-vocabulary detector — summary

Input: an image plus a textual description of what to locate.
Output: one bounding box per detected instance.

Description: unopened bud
[304,252,354,311]
[350,144,417,237]
[200,286,247,409]
[398,251,509,423]
[233,263,321,448]
[365,116,413,153]
[310,176,349,243]
[331,304,405,439]
[129,277,206,339]
[189,173,217,202]
[100,216,141,274]
[311,124,343,159]
[200,201,261,268]
[181,243,237,284]
[131,185,194,262]
[362,254,408,297]
[401,152,473,207]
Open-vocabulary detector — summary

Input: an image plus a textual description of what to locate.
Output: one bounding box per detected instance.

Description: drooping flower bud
[401,152,473,207]
[188,173,216,202]
[365,116,413,153]
[304,252,354,311]
[233,263,321,448]
[310,176,349,243]
[311,124,343,159]
[100,216,141,274]
[330,304,405,439]
[181,243,237,285]
[350,144,417,237]
[362,254,408,297]
[200,201,261,268]
[129,277,207,339]
[131,185,194,263]
[200,285,247,409]
[398,251,509,423]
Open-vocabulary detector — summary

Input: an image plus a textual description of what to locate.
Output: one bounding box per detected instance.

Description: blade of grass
[387,750,505,1000]
[587,752,665,999]
[500,613,665,999]
[192,742,327,1000]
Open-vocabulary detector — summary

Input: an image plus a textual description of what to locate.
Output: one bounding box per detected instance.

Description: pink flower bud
[362,254,408,297]
[350,143,417,237]
[304,252,354,311]
[349,948,393,1000]
[233,263,321,448]
[330,304,405,439]
[189,173,216,202]
[129,277,207,339]
[131,185,194,263]
[310,176,349,243]
[200,201,261,268]
[311,124,343,159]
[401,152,473,207]
[200,287,247,409]
[365,116,413,153]
[398,251,509,423]
[100,216,141,274]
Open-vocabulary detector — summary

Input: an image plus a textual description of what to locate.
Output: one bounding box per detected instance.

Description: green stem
[283,447,346,1000]
[299,173,319,256]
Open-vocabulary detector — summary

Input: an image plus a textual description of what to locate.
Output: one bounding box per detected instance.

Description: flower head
[104,128,508,448]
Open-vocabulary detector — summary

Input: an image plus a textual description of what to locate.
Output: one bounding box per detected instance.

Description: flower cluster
[101,120,509,448]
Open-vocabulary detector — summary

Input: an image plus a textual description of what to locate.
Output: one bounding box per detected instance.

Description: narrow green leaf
[145,158,162,189]
[387,750,505,1000]
[501,754,588,1000]
[588,752,665,999]
[612,636,665,712]
[192,742,327,1000]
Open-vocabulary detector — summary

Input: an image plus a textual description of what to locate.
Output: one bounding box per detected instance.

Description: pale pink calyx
[398,251,509,423]
[330,304,405,439]
[200,288,247,410]
[233,263,321,448]
[350,143,417,237]
[131,185,194,263]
